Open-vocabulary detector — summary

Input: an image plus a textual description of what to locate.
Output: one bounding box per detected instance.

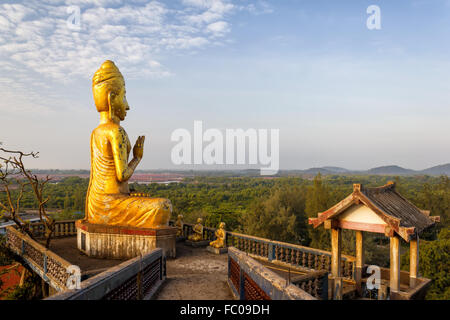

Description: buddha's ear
[107,91,114,120]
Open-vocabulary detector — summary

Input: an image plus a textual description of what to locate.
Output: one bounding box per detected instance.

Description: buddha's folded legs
[87,196,172,229]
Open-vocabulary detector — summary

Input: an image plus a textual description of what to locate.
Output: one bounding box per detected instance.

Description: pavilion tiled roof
[361,183,434,233]
[308,182,439,241]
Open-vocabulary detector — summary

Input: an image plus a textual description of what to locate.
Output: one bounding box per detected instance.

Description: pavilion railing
[359,266,432,300]
[180,222,356,281]
[46,248,165,300]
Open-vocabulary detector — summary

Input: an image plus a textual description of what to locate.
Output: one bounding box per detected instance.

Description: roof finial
[353,184,362,192]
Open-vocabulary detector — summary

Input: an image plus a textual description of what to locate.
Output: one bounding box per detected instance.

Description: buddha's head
[197,218,203,224]
[92,60,129,122]
[219,222,226,229]
[177,214,183,220]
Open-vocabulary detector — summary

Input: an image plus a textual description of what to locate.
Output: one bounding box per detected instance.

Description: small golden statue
[175,214,184,237]
[85,60,172,229]
[209,222,226,248]
[188,218,204,242]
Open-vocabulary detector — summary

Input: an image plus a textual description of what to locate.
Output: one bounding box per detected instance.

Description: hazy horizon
[26,162,450,172]
[1,0,450,171]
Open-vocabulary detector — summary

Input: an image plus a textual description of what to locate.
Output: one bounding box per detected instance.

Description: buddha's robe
[85,124,171,228]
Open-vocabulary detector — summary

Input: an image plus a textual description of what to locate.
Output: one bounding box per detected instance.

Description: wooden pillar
[355,231,365,295]
[390,235,401,295]
[331,227,342,300]
[409,236,419,288]
[331,228,342,277]
[41,279,49,298]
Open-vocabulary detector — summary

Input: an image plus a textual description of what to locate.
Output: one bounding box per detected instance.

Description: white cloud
[0,1,227,81]
[182,0,234,25]
[0,0,252,114]
[206,21,230,36]
[238,0,274,15]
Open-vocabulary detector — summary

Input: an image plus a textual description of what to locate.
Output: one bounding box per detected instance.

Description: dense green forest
[1,173,449,299]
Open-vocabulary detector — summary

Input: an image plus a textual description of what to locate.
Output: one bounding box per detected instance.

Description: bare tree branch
[0,146,54,247]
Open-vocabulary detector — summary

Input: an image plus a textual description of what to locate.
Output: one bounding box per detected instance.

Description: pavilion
[308,181,439,299]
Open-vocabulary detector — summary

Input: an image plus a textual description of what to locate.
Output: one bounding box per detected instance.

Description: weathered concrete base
[76,220,177,259]
[206,246,228,255]
[185,240,210,247]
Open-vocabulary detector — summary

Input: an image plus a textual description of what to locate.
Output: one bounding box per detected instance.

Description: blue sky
[1,0,450,170]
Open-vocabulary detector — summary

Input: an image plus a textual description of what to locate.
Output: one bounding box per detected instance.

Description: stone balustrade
[360,265,432,300]
[30,220,77,238]
[5,226,73,292]
[291,269,329,300]
[180,222,216,242]
[181,222,355,281]
[46,248,165,300]
[6,220,166,300]
[5,219,432,300]
[228,246,316,300]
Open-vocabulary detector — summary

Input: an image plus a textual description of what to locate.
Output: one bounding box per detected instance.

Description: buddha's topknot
[92,60,125,112]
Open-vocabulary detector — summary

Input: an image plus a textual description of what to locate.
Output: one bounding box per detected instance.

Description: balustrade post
[44,253,48,274]
[239,269,245,300]
[321,274,329,300]
[308,253,313,269]
[268,243,275,262]
[163,256,167,278]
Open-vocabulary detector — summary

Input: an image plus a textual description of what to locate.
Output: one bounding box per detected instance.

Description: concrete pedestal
[206,246,228,255]
[185,240,210,247]
[76,220,177,259]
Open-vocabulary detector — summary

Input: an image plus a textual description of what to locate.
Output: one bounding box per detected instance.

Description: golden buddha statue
[188,218,204,241]
[85,60,172,229]
[209,222,226,248]
[175,214,184,237]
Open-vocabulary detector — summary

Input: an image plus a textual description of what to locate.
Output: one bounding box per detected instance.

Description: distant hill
[365,165,417,175]
[421,163,450,176]
[301,166,350,175]
[321,166,350,173]
[29,163,450,178]
[302,167,334,175]
[295,163,450,176]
